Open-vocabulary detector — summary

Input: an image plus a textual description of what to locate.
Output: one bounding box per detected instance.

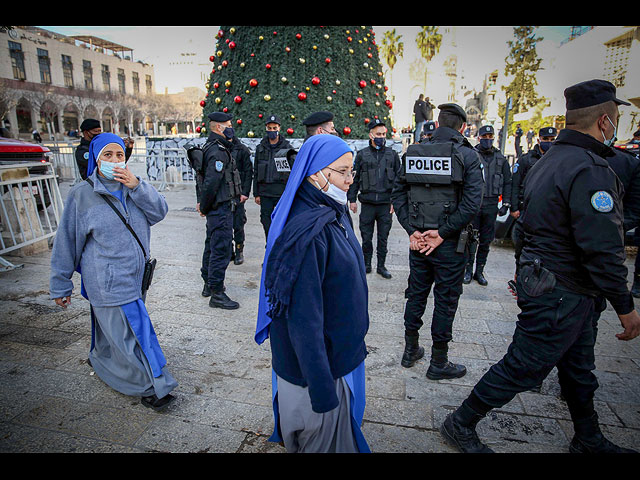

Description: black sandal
[141,394,176,411]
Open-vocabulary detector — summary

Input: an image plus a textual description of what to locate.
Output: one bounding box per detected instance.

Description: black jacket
[230,137,253,198]
[198,132,241,214]
[253,135,295,198]
[510,144,544,210]
[518,129,634,315]
[392,126,484,239]
[474,145,512,205]
[348,143,401,205]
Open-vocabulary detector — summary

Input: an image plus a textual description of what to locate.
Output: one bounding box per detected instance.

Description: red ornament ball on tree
[229,41,236,49]
[343,127,351,135]
[298,92,307,101]
[287,128,294,135]
[249,78,258,87]
[221,60,228,67]
[223,107,228,113]
[209,55,215,62]
[325,58,331,64]
[237,119,242,125]
[266,64,271,69]
[234,96,242,104]
[359,80,366,88]
[296,33,301,40]
[199,100,206,107]
[312,76,320,85]
[355,97,364,106]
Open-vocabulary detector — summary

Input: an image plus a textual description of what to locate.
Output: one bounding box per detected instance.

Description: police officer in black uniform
[229,135,252,264]
[509,126,557,220]
[302,111,337,142]
[198,112,243,309]
[463,125,512,286]
[253,115,296,240]
[75,119,133,180]
[392,103,483,378]
[441,79,640,454]
[420,121,436,143]
[348,118,401,279]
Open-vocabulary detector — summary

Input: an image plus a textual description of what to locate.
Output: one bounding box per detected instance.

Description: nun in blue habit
[50,133,178,411]
[255,134,371,453]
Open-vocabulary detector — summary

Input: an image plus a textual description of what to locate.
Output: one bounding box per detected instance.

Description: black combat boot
[364,255,372,274]
[234,243,244,265]
[463,263,473,284]
[426,343,467,380]
[631,274,640,298]
[440,403,494,453]
[202,283,211,297]
[473,264,488,286]
[230,243,236,262]
[569,412,638,453]
[209,288,240,310]
[376,255,392,279]
[401,331,424,368]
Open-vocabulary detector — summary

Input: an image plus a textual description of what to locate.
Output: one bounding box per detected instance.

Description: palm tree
[416,26,442,93]
[380,28,404,102]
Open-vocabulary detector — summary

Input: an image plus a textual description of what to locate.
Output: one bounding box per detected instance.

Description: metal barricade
[145,145,197,191]
[0,162,64,271]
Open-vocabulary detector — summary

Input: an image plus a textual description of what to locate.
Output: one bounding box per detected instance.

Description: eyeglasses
[325,167,355,179]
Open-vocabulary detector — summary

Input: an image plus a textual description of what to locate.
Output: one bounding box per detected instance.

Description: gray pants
[276,374,358,453]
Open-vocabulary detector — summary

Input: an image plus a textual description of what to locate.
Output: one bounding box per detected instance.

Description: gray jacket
[50,170,168,307]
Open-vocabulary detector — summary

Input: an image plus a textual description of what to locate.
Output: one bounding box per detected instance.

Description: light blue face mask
[99,160,126,180]
[602,115,617,147]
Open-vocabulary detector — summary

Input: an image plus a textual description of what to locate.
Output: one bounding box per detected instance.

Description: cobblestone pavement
[1,179,639,453]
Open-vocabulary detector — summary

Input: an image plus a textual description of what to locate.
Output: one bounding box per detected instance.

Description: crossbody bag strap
[86,178,148,259]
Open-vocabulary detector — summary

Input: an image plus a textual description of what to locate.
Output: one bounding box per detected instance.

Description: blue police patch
[83,152,89,160]
[512,163,519,173]
[215,160,223,172]
[591,191,613,213]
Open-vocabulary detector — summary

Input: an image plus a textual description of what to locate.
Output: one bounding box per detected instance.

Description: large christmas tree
[198,26,394,139]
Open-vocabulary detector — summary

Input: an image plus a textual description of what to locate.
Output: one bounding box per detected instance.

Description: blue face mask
[479,138,493,150]
[539,141,553,152]
[602,115,617,147]
[99,160,126,180]
[373,137,386,149]
[223,127,235,139]
[267,130,279,140]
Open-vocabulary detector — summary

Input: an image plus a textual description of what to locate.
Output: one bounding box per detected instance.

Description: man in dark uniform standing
[253,115,296,240]
[229,135,252,265]
[198,112,243,309]
[420,121,436,143]
[74,119,133,180]
[463,125,512,286]
[514,123,523,158]
[509,126,557,219]
[302,111,337,142]
[392,103,483,378]
[348,118,401,279]
[441,79,640,454]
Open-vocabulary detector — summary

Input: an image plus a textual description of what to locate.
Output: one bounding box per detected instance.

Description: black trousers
[404,238,468,344]
[259,195,280,240]
[465,278,598,422]
[468,201,499,268]
[359,202,392,264]
[201,201,233,291]
[233,200,247,245]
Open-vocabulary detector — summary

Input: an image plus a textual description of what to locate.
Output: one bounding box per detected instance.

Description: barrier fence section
[0,161,65,271]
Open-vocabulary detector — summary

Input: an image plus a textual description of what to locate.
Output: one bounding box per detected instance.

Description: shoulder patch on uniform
[512,163,519,173]
[83,152,89,160]
[591,191,614,212]
[215,160,223,172]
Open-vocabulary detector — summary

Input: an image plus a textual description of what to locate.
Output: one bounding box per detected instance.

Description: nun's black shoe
[141,394,176,412]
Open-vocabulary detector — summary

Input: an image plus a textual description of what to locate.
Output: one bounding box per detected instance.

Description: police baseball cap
[80,119,101,131]
[478,125,494,136]
[207,112,233,122]
[564,79,630,110]
[265,114,281,125]
[302,111,334,126]
[438,103,467,123]
[423,121,436,134]
[368,118,385,130]
[539,126,557,137]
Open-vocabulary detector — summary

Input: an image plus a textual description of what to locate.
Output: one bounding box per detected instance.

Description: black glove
[498,203,510,216]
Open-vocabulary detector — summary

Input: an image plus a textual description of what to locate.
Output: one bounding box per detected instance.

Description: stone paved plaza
[1,177,639,454]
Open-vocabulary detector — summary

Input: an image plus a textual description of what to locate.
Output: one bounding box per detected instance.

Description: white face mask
[314,170,348,205]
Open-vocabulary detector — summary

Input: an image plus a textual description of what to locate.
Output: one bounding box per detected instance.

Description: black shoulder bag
[86,178,157,296]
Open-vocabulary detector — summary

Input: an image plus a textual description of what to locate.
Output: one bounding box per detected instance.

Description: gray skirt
[276,374,358,453]
[90,304,177,399]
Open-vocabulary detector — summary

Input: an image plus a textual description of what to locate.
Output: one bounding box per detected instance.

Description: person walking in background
[413,94,429,143]
[50,132,178,411]
[255,134,370,453]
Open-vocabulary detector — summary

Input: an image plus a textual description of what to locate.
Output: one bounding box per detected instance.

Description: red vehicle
[0,136,55,209]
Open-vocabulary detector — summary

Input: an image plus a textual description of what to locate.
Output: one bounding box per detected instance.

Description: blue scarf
[255,134,352,344]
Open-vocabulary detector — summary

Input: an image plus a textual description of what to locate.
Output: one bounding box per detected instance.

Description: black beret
[564,79,630,111]
[302,111,334,126]
[80,118,101,131]
[368,118,386,130]
[538,126,557,137]
[423,121,436,133]
[265,114,281,125]
[438,103,467,122]
[207,112,233,122]
[478,125,494,136]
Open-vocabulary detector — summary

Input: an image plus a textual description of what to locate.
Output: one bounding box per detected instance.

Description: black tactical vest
[360,147,396,194]
[479,150,507,197]
[203,140,243,205]
[404,141,465,230]
[255,146,292,185]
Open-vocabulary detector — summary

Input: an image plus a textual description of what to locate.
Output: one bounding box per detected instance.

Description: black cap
[302,111,334,126]
[478,125,494,136]
[80,118,101,131]
[265,114,281,125]
[538,126,557,137]
[423,121,436,134]
[438,103,467,122]
[368,118,386,130]
[207,112,233,122]
[564,79,630,111]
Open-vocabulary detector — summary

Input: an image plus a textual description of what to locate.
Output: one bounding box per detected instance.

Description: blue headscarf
[255,134,353,345]
[86,132,126,177]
